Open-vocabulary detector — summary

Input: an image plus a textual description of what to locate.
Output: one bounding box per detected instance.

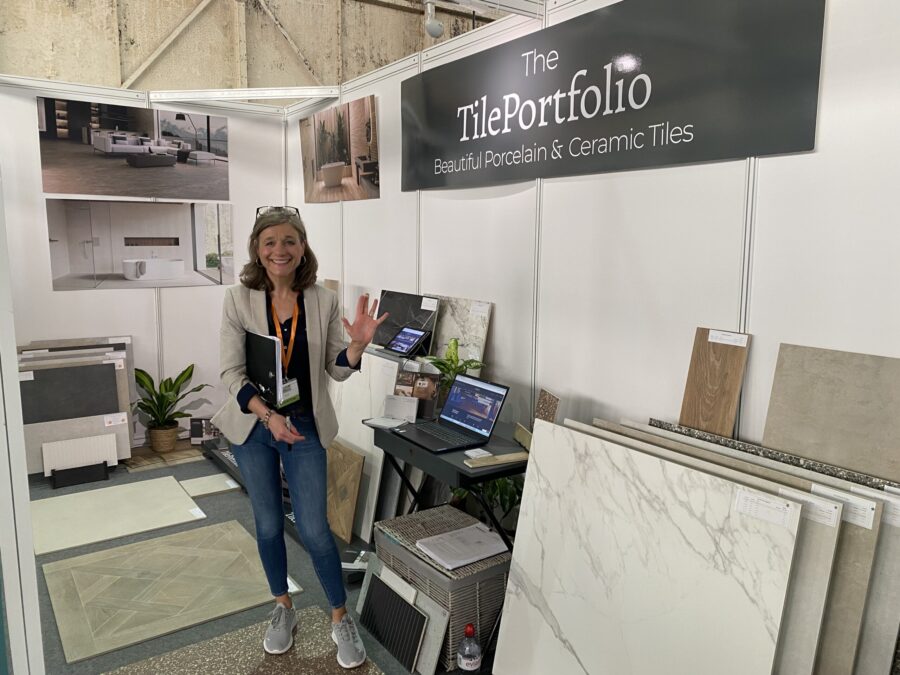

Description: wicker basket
[374,505,510,671]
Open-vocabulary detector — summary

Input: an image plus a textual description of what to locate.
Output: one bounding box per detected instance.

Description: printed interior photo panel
[299,95,379,203]
[36,97,229,200]
[45,199,234,290]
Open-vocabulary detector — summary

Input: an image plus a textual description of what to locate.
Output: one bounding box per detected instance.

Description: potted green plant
[134,365,209,453]
[424,338,485,406]
[452,475,524,537]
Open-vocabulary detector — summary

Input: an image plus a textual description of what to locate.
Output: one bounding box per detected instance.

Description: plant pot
[148,426,180,453]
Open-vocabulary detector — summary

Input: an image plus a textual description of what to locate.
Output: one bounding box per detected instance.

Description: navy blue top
[236,293,359,415]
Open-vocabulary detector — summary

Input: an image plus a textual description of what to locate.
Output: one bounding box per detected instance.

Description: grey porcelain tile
[494,421,800,675]
[764,343,900,483]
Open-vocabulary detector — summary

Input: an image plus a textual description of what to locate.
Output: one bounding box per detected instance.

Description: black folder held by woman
[245,331,282,406]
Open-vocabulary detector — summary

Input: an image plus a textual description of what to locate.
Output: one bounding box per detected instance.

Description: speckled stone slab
[650,419,900,491]
[533,388,559,423]
[104,606,384,675]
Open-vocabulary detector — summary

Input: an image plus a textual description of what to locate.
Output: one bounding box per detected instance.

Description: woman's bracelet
[261,408,273,429]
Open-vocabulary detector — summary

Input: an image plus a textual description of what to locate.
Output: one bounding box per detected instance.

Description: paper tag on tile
[225,479,239,489]
[108,336,132,344]
[708,330,749,348]
[733,488,793,527]
[103,359,125,370]
[105,350,127,359]
[465,448,492,459]
[190,507,205,519]
[471,301,490,318]
[104,412,128,426]
[18,371,34,381]
[779,488,840,528]
[20,349,49,356]
[811,485,876,529]
[851,486,900,528]
[421,297,438,311]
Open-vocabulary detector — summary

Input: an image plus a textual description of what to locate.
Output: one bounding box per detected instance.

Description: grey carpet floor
[30,457,409,675]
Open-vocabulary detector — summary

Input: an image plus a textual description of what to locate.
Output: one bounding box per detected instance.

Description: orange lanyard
[271,299,299,377]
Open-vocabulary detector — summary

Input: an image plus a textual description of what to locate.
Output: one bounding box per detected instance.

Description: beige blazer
[211,284,356,446]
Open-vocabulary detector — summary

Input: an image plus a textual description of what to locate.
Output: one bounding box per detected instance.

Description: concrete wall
[0,0,501,89]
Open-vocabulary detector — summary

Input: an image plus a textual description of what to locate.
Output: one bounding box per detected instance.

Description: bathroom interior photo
[46,199,234,290]
[300,94,379,203]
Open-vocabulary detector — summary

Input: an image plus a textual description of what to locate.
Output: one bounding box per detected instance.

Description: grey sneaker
[263,603,298,655]
[331,613,366,668]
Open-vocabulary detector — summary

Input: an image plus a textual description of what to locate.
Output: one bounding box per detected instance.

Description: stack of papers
[415,522,507,570]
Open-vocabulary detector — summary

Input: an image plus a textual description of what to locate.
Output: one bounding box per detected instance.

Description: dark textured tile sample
[21,363,120,424]
[372,290,439,347]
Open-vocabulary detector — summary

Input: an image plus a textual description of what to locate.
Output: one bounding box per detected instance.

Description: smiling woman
[210,205,389,669]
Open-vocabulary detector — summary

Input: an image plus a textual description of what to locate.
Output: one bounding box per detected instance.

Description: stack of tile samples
[18,336,135,475]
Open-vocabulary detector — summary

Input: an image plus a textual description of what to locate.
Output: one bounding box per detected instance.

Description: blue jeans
[232,417,347,609]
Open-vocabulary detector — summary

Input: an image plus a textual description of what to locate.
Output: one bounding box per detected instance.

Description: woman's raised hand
[342,293,388,347]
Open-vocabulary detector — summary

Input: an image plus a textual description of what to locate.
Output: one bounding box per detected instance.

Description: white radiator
[41,433,118,477]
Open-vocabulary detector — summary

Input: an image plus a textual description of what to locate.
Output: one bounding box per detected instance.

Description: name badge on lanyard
[273,300,301,407]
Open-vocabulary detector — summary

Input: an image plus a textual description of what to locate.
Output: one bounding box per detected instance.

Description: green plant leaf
[172,364,194,392]
[134,368,156,397]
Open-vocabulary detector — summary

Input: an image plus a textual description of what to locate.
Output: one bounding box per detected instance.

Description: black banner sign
[401,0,826,191]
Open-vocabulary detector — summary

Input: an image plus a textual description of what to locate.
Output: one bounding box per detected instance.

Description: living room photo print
[299,94,379,203]
[37,97,229,201]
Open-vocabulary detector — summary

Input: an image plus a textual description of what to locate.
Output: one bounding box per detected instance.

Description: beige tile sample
[616,420,884,675]
[764,343,900,483]
[104,605,382,675]
[31,476,206,555]
[623,420,900,675]
[44,521,282,663]
[575,419,840,675]
[179,474,241,498]
[326,441,364,544]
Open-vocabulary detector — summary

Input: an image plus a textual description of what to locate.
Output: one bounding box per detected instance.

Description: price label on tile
[105,350,127,359]
[190,507,205,519]
[850,486,900,528]
[18,371,34,381]
[811,485,877,529]
[708,330,749,347]
[733,488,793,528]
[225,479,239,489]
[421,297,438,311]
[104,412,127,427]
[103,359,125,370]
[779,488,840,528]
[471,301,491,318]
[108,336,132,344]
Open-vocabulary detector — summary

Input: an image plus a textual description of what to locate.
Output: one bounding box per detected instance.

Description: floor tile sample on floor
[178,474,241,498]
[103,605,382,675]
[620,419,885,675]
[124,443,206,473]
[764,343,900,482]
[494,421,801,675]
[44,521,291,663]
[679,327,750,437]
[574,419,841,675]
[31,476,206,555]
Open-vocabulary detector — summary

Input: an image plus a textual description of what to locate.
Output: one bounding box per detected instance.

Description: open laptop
[391,374,509,452]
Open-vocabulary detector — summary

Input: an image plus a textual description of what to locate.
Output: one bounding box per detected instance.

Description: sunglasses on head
[255,205,300,218]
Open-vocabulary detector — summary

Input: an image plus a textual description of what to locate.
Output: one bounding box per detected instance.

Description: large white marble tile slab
[494,421,800,675]
[621,420,887,675]
[571,419,840,675]
[328,350,399,542]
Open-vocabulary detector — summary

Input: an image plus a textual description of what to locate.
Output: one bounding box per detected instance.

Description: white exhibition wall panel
[740,0,900,442]
[286,102,343,290]
[537,161,747,426]
[0,86,159,383]
[420,182,538,424]
[341,57,420,317]
[157,110,284,422]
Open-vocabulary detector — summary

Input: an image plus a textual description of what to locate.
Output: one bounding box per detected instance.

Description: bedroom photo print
[299,95,379,203]
[37,97,229,201]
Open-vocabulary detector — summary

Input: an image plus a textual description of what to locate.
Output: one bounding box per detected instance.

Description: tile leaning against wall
[739,0,900,442]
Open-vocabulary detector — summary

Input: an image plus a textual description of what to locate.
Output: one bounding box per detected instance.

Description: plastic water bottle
[457,623,482,671]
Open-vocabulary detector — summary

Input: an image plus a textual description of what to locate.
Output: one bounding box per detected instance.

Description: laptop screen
[439,374,508,438]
